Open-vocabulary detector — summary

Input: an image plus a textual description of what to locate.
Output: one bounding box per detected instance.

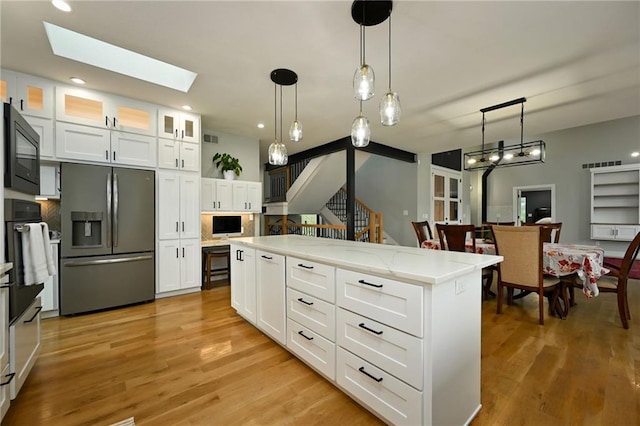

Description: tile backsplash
[201,214,255,241]
[37,199,61,231]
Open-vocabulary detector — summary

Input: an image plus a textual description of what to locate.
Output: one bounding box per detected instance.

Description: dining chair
[435,223,495,300]
[481,221,515,242]
[411,220,433,246]
[571,231,640,329]
[491,225,563,325]
[523,222,562,243]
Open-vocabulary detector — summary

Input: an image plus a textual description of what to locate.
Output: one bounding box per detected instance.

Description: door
[60,163,111,258]
[513,184,556,225]
[431,166,462,224]
[157,172,180,240]
[112,167,155,254]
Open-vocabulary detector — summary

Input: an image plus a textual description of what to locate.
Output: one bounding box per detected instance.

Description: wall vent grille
[582,160,622,169]
[203,134,218,143]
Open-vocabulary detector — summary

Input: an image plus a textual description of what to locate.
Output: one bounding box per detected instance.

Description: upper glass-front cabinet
[431,166,462,224]
[1,70,54,119]
[56,86,157,137]
[158,108,200,144]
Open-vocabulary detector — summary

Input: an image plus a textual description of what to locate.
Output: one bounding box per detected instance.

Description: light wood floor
[4,279,639,425]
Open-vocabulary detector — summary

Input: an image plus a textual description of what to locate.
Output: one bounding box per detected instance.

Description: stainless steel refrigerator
[60,163,155,315]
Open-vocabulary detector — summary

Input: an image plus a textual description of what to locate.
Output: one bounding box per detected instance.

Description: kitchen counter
[201,239,232,247]
[230,234,502,286]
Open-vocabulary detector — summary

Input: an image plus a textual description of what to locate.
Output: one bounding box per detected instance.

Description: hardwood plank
[4,279,640,425]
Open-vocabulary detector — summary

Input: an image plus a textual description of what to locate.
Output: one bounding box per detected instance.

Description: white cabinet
[157,238,200,293]
[39,165,60,199]
[56,122,157,167]
[41,242,59,313]
[56,86,157,136]
[10,297,41,400]
[1,70,54,119]
[201,178,233,212]
[591,164,640,241]
[431,165,462,224]
[158,109,200,143]
[230,245,256,324]
[25,116,54,159]
[157,172,200,240]
[158,139,199,172]
[256,250,286,345]
[0,271,9,421]
[232,181,262,212]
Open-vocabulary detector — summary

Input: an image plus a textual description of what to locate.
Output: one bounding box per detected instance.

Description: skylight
[43,22,197,92]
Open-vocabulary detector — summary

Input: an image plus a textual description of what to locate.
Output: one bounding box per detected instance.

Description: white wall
[200,130,261,182]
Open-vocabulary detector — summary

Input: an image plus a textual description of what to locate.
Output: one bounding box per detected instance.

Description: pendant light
[268,82,287,166]
[353,24,375,101]
[289,82,303,142]
[379,13,400,126]
[351,100,371,147]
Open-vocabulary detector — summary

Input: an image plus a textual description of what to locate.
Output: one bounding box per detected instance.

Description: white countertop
[201,239,233,247]
[0,263,13,275]
[230,235,502,286]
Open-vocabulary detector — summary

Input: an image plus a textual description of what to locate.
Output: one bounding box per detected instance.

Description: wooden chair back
[481,221,515,241]
[523,222,562,243]
[411,220,433,245]
[436,224,476,252]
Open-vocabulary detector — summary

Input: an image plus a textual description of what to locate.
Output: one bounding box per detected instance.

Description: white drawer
[287,318,335,381]
[287,257,336,303]
[336,347,422,426]
[337,308,423,390]
[336,269,424,337]
[0,363,10,421]
[287,288,336,342]
[9,297,41,400]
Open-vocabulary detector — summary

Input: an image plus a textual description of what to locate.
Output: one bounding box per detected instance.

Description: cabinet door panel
[232,182,248,211]
[111,132,156,168]
[55,122,110,163]
[216,180,233,211]
[158,240,181,292]
[256,251,286,344]
[158,139,180,170]
[113,97,157,137]
[201,178,216,212]
[180,112,200,144]
[157,172,180,240]
[56,87,109,128]
[180,142,199,172]
[16,74,54,119]
[25,116,54,159]
[247,182,262,212]
[180,239,201,289]
[180,174,200,239]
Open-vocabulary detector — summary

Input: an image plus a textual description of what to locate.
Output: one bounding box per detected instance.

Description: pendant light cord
[294,83,298,121]
[274,83,277,142]
[519,102,524,153]
[280,84,283,143]
[481,113,486,156]
[388,14,392,91]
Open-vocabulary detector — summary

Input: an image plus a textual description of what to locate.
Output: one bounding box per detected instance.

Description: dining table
[421,239,609,298]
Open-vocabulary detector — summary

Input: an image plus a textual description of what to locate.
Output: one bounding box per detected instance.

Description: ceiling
[2,1,639,160]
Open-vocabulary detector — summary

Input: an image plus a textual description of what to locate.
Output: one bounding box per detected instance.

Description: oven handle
[63,255,153,267]
[24,306,42,323]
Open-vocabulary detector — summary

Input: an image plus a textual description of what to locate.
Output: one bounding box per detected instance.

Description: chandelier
[268,68,300,166]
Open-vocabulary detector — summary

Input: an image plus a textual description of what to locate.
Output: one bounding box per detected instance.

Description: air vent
[582,160,622,169]
[203,134,218,143]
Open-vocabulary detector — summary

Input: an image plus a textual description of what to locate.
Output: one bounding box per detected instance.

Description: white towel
[21,223,49,285]
[40,222,57,276]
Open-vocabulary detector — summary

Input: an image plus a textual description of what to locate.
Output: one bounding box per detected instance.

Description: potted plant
[213,153,243,180]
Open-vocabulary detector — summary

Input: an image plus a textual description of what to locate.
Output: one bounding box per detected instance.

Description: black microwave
[4,102,40,195]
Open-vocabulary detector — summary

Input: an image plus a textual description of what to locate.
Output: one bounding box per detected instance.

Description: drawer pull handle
[358,366,383,383]
[358,279,383,288]
[298,330,314,341]
[297,297,314,306]
[261,255,273,260]
[358,323,383,335]
[24,306,42,323]
[297,263,314,269]
[0,373,15,386]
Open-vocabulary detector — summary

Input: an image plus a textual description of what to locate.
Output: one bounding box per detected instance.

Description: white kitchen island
[229,235,502,426]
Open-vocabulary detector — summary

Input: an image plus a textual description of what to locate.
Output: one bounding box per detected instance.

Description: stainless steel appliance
[3,199,44,324]
[3,103,40,195]
[60,163,155,315]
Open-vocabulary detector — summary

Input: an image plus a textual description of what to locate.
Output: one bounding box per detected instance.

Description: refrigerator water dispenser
[71,211,103,247]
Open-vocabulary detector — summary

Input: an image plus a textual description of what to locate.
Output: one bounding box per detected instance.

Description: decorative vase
[223,170,236,180]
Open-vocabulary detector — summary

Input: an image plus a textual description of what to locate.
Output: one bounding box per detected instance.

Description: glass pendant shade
[353,64,375,101]
[289,120,303,142]
[351,114,371,147]
[268,140,288,166]
[379,91,401,126]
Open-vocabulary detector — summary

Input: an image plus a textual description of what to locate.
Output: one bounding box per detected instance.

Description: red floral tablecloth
[543,243,609,298]
[422,239,609,297]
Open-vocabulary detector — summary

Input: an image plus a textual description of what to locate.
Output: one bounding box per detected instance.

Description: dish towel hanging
[21,223,50,285]
[40,222,57,276]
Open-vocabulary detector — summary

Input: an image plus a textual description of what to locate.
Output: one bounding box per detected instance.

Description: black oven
[4,199,44,324]
[4,102,40,195]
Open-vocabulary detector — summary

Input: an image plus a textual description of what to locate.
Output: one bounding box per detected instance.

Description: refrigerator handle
[113,173,119,247]
[106,172,112,248]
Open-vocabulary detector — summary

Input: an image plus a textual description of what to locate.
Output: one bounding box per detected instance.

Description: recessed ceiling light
[44,22,197,92]
[52,0,71,12]
[257,123,265,129]
[632,152,639,157]
[70,77,85,85]
[182,105,192,111]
